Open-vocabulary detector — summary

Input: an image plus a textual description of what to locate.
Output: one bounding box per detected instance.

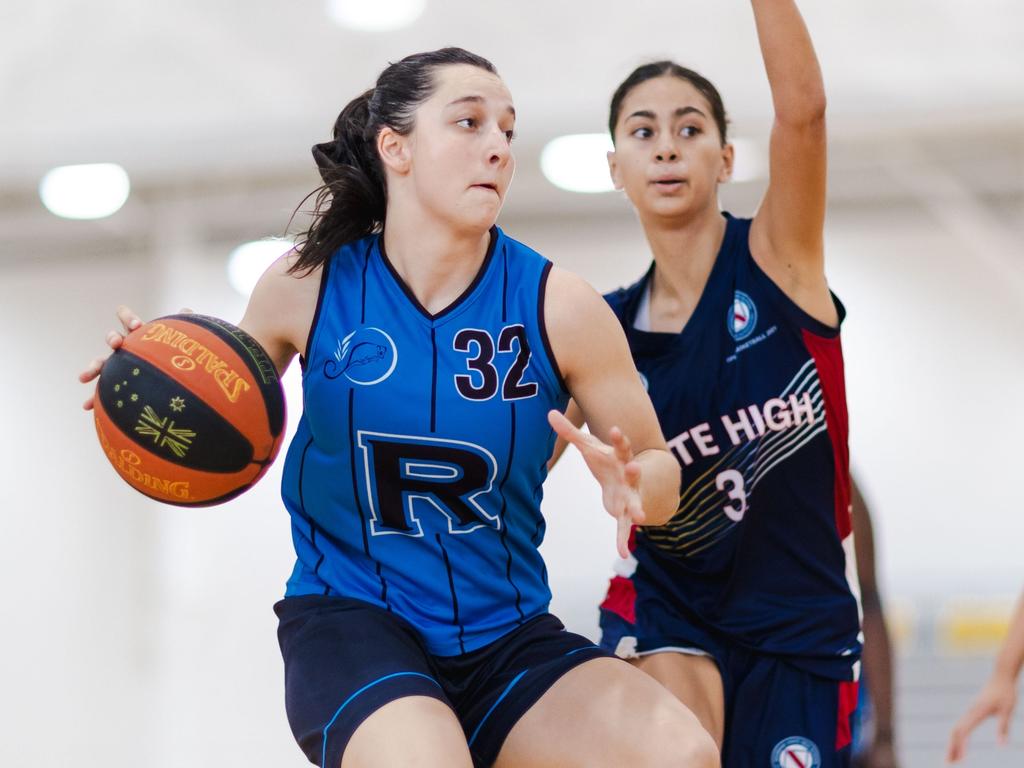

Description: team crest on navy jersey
[728,290,758,341]
[325,327,398,385]
[771,736,821,768]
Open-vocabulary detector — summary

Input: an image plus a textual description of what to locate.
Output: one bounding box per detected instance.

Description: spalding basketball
[93,314,286,506]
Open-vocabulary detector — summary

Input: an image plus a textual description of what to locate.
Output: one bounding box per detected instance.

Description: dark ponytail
[289,47,497,275]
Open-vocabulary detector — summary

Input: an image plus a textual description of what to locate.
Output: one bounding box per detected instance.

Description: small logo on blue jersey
[728,291,758,341]
[325,327,398,385]
[771,736,821,768]
[638,371,649,392]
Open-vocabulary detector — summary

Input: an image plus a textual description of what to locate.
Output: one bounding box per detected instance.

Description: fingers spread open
[616,513,631,559]
[79,357,105,383]
[548,410,584,447]
[116,305,142,333]
[609,426,634,464]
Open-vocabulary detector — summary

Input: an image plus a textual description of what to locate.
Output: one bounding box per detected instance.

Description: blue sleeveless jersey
[281,227,568,656]
[601,213,861,680]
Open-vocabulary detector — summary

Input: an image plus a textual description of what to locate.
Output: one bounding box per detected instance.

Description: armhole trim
[537,261,569,395]
[300,255,333,370]
[746,245,844,339]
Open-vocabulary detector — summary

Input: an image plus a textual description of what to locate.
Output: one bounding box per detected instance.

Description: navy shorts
[599,608,859,768]
[276,595,607,768]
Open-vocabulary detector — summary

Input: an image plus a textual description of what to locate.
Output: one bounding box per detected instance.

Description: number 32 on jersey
[453,324,537,401]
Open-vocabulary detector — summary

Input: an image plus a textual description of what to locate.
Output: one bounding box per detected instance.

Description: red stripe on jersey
[836,679,859,750]
[600,575,637,624]
[801,330,852,540]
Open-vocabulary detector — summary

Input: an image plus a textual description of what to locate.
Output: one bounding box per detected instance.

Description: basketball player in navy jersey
[79,49,719,768]
[550,2,861,766]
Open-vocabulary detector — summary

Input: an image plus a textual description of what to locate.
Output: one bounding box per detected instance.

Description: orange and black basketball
[93,314,286,506]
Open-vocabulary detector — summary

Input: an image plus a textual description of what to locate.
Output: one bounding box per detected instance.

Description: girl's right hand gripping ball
[93,314,286,506]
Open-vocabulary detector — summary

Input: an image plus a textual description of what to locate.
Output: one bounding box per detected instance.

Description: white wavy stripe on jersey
[671,359,817,515]
[747,421,829,492]
[746,389,827,489]
[654,383,823,537]
[683,382,829,556]
[675,441,758,517]
[645,377,826,552]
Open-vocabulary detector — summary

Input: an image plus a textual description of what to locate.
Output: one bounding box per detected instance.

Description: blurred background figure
[947,592,1024,763]
[850,476,900,768]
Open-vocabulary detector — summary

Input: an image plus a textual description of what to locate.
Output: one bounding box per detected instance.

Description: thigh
[343,696,472,768]
[634,651,726,747]
[495,657,718,768]
[442,613,608,768]
[724,655,856,768]
[275,595,459,768]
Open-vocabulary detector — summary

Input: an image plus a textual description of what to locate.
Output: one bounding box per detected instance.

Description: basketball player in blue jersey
[79,49,719,768]
[550,2,861,766]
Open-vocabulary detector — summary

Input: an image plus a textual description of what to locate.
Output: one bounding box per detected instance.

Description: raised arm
[747,0,833,321]
[544,267,679,555]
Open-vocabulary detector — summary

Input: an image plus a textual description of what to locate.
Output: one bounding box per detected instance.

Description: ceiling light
[39,163,130,220]
[540,133,615,194]
[227,238,295,297]
[326,0,426,31]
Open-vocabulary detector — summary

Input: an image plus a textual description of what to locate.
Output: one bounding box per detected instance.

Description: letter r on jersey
[357,431,500,537]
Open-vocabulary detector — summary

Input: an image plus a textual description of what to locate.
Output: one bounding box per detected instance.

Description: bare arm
[79,254,320,408]
[948,592,1024,762]
[747,0,835,325]
[544,267,679,540]
[237,255,323,376]
[851,476,900,768]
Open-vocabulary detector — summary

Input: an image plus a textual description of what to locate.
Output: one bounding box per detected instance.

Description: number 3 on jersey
[453,324,538,401]
[716,469,748,522]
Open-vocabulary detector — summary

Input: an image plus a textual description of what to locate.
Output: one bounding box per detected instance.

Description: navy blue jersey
[281,227,568,656]
[600,213,861,680]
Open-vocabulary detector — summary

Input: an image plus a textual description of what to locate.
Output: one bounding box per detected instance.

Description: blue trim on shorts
[321,671,441,766]
[564,644,599,657]
[467,669,529,747]
[466,644,597,748]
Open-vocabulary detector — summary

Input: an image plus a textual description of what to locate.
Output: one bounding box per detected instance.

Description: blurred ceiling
[1,0,1022,255]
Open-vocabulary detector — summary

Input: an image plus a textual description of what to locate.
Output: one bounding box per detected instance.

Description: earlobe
[719,143,735,184]
[378,127,410,175]
[607,150,623,191]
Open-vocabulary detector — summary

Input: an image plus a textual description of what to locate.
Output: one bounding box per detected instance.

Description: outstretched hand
[548,409,644,558]
[947,675,1018,763]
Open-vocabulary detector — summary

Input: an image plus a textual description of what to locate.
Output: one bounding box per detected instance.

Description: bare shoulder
[544,266,630,387]
[239,251,325,374]
[544,266,618,340]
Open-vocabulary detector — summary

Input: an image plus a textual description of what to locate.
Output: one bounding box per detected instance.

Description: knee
[636,701,720,768]
[675,727,719,768]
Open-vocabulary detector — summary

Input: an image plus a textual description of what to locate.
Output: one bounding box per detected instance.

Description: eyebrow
[626,106,707,121]
[445,95,516,118]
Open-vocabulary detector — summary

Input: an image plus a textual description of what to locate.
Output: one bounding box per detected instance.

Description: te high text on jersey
[665,392,818,467]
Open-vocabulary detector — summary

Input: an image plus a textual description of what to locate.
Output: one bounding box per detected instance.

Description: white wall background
[2,1,1023,765]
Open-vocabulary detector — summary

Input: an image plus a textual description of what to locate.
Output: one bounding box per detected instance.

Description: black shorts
[275,595,608,768]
